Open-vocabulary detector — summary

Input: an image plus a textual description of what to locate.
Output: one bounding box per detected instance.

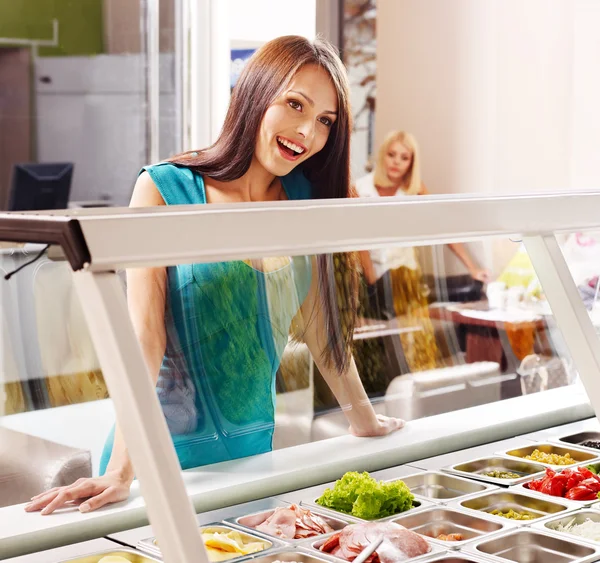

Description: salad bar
[11,422,600,563]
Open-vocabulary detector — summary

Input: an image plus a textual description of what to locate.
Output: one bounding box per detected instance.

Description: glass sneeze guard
[2,190,600,562]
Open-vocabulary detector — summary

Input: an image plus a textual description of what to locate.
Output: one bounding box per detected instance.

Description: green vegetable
[482,470,521,479]
[587,464,599,475]
[316,471,415,520]
[490,508,536,520]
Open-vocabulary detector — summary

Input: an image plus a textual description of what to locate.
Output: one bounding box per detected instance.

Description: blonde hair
[373,131,421,195]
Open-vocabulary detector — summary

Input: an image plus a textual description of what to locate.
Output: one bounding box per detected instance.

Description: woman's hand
[24,470,133,515]
[470,268,491,283]
[349,414,405,437]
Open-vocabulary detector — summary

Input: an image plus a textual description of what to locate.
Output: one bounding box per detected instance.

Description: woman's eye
[319,116,332,127]
[288,100,302,111]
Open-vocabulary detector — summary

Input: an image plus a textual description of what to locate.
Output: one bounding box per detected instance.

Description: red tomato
[580,478,600,493]
[565,486,597,501]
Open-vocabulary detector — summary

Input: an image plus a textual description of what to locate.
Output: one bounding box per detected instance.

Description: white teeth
[277,137,304,154]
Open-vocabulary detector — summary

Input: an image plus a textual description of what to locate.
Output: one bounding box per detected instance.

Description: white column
[188,0,230,150]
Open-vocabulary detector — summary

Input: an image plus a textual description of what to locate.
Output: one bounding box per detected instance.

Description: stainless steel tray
[225,502,351,545]
[556,431,600,453]
[465,527,600,563]
[390,506,507,550]
[534,509,600,545]
[450,490,576,526]
[392,471,496,504]
[55,549,163,563]
[498,443,600,468]
[511,479,600,507]
[301,494,433,522]
[137,523,279,561]
[304,532,443,563]
[416,555,498,563]
[443,456,546,486]
[246,550,341,563]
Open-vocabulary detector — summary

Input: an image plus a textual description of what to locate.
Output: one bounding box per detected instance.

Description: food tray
[498,443,600,468]
[390,506,507,550]
[415,555,497,563]
[534,509,600,546]
[450,490,576,526]
[225,502,351,545]
[443,456,546,486]
[465,527,600,563]
[301,493,433,522]
[511,479,600,507]
[247,550,341,563]
[137,523,280,561]
[303,532,444,563]
[392,471,496,504]
[556,431,600,452]
[54,549,162,563]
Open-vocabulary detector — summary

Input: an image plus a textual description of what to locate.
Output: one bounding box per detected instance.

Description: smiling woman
[25,35,405,516]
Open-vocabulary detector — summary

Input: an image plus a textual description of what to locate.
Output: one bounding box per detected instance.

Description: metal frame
[2,192,600,563]
[62,190,600,270]
[72,271,207,563]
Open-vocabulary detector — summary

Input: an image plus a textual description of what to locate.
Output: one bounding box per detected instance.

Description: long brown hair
[170,35,357,373]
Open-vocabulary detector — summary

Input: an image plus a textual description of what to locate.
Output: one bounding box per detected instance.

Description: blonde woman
[355,131,489,372]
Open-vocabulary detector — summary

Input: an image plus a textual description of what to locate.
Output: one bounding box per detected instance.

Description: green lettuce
[316,471,414,520]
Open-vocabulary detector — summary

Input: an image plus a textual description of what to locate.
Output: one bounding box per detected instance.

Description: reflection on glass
[1,244,106,415]
[0,234,590,512]
[0,242,105,510]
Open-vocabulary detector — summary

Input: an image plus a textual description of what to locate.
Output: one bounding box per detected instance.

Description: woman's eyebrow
[289,90,338,116]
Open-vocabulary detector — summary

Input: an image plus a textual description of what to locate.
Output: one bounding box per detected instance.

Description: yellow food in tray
[201,529,268,561]
[155,528,268,561]
[97,557,132,563]
[523,449,576,466]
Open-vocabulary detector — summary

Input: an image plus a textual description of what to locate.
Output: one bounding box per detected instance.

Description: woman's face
[256,64,338,177]
[384,141,413,184]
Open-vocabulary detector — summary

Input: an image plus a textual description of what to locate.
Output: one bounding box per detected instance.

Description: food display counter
[6,416,600,563]
[2,191,600,563]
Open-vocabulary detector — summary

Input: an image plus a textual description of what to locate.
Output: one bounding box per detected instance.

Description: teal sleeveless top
[100,163,313,474]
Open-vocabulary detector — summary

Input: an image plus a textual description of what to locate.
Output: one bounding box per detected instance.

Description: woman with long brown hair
[26,36,404,515]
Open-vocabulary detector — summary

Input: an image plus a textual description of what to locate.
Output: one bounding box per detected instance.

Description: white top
[355,173,419,278]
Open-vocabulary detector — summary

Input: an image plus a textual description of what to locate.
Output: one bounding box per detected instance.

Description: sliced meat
[255,507,297,539]
[321,533,341,553]
[240,512,270,528]
[320,522,430,563]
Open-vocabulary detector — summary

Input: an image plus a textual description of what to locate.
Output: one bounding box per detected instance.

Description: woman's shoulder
[140,161,206,205]
[355,172,377,197]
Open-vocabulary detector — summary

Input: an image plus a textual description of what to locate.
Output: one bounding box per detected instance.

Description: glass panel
[0,232,592,516]
[0,241,113,513]
[114,238,580,463]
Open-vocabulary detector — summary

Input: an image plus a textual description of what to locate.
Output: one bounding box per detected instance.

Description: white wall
[376,0,599,196]
[228,0,316,45]
[571,0,600,189]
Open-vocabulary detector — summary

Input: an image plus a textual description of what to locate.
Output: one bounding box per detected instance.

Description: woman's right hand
[24,470,133,515]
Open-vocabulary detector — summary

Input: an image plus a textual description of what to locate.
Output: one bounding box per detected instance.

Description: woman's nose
[296,119,313,139]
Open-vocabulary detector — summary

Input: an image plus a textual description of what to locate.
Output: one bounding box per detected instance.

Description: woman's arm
[26,172,169,515]
[359,250,378,285]
[420,183,490,283]
[299,257,404,436]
